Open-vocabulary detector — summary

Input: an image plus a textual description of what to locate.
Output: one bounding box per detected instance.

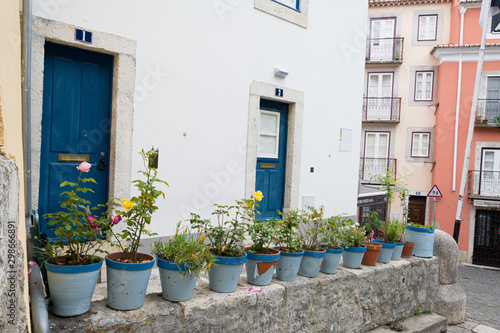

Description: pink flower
[77,161,91,172]
[86,216,97,223]
[28,269,32,275]
[28,261,36,267]
[111,215,122,225]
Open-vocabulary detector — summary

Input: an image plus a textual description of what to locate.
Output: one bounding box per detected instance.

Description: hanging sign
[427,184,443,197]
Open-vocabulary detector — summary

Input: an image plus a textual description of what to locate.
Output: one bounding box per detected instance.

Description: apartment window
[273,0,299,11]
[418,15,437,41]
[415,71,434,101]
[411,132,430,158]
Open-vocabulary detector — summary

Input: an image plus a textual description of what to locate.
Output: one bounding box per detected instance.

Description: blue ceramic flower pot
[341,245,367,269]
[405,225,435,258]
[46,257,103,317]
[376,242,396,263]
[391,242,405,260]
[298,248,326,277]
[275,249,304,282]
[208,253,247,293]
[157,257,197,302]
[320,248,343,274]
[106,252,155,310]
[244,248,280,286]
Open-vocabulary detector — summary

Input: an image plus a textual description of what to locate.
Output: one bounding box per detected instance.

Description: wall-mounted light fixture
[274,68,289,78]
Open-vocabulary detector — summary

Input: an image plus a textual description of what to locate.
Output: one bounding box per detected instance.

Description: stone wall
[49,257,439,333]
[0,154,27,332]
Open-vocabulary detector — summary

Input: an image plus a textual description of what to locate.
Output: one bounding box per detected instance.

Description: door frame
[245,81,304,211]
[31,17,137,218]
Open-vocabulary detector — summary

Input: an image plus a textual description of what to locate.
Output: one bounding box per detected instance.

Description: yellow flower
[121,198,127,203]
[122,200,134,210]
[207,262,212,269]
[199,236,205,242]
[222,245,225,252]
[253,191,263,202]
[245,201,254,209]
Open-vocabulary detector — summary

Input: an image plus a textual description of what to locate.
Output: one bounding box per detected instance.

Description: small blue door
[255,99,288,221]
[39,43,113,238]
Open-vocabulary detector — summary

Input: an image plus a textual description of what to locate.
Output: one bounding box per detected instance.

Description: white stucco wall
[33,0,367,236]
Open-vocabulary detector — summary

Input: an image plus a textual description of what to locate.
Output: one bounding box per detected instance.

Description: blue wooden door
[255,99,288,221]
[39,43,113,238]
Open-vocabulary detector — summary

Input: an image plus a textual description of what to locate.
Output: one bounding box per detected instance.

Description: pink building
[432,0,500,267]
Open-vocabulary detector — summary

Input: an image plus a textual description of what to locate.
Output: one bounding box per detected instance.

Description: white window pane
[260,113,278,135]
[259,135,277,156]
[275,0,298,9]
[421,134,429,156]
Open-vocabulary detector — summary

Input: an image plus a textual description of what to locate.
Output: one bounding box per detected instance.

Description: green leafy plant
[107,147,168,263]
[408,222,435,229]
[300,205,325,251]
[364,211,381,234]
[151,221,216,277]
[338,219,366,248]
[322,214,352,250]
[494,115,500,126]
[274,209,307,253]
[383,219,407,243]
[41,162,108,266]
[247,218,278,254]
[189,191,262,257]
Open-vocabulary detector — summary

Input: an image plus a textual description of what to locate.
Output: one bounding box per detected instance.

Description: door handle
[97,158,106,171]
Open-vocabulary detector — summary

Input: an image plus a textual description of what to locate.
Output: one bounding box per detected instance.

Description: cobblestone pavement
[458,263,500,330]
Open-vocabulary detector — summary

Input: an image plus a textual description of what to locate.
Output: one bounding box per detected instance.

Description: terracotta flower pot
[361,242,382,266]
[401,241,415,258]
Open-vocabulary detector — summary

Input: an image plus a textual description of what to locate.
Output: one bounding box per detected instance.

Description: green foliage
[247,218,279,253]
[41,164,108,266]
[408,222,435,229]
[151,222,216,277]
[383,219,407,243]
[300,205,325,251]
[322,214,352,249]
[495,115,500,126]
[107,147,168,263]
[338,219,366,248]
[364,211,381,233]
[274,209,307,253]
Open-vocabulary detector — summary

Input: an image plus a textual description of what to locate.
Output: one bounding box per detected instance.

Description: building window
[418,15,437,41]
[258,110,280,158]
[273,0,299,11]
[411,132,430,158]
[415,71,434,101]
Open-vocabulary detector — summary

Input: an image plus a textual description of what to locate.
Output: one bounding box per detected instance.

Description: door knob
[97,158,106,171]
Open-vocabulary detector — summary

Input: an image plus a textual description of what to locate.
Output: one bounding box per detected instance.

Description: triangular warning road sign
[427,184,443,197]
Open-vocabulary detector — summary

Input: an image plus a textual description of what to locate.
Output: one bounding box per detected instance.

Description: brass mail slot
[58,154,89,162]
[260,163,275,169]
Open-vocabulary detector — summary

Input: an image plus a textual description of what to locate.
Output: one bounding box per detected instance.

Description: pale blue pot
[208,253,247,293]
[157,257,197,302]
[46,258,103,317]
[405,226,435,258]
[341,245,367,269]
[275,250,304,282]
[391,242,405,260]
[320,248,343,274]
[245,248,280,286]
[298,248,326,278]
[376,242,396,263]
[106,252,155,310]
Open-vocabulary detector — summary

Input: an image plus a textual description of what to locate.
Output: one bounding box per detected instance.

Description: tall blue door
[255,99,288,221]
[39,43,113,238]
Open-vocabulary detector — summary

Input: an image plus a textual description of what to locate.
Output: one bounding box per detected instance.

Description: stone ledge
[49,256,439,333]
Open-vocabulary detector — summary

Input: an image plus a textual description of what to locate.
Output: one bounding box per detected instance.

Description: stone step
[369,313,447,333]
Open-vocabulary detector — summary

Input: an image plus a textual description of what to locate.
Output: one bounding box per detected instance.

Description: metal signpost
[427,184,443,226]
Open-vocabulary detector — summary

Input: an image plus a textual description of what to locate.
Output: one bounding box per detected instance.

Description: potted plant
[274,209,307,281]
[105,147,168,310]
[297,205,327,278]
[384,219,407,260]
[476,115,482,124]
[320,215,348,274]
[338,219,367,269]
[494,115,500,127]
[40,162,108,317]
[151,222,215,302]
[405,222,435,258]
[188,195,253,293]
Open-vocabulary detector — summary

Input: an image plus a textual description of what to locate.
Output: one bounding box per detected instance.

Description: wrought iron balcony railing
[359,157,397,182]
[476,99,500,124]
[362,97,401,122]
[468,170,500,198]
[366,37,404,63]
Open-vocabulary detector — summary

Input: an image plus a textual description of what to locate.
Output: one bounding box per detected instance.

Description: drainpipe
[22,1,50,332]
[453,6,467,191]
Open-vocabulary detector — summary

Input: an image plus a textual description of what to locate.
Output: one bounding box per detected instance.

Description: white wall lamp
[274,68,289,78]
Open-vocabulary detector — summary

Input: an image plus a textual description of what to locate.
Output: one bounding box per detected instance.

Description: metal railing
[362,97,401,122]
[468,170,500,198]
[366,37,404,62]
[359,158,397,182]
[476,99,500,124]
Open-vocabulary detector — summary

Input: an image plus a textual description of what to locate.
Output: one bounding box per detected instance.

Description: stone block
[434,283,466,325]
[433,230,459,285]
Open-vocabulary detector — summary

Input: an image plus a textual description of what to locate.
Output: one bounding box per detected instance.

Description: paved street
[458,263,500,330]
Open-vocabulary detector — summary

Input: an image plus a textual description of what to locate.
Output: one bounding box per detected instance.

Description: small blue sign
[275,88,283,97]
[75,29,92,44]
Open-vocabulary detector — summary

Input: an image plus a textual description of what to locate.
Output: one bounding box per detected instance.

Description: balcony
[359,157,397,183]
[365,37,404,65]
[362,97,401,123]
[476,99,500,126]
[468,170,500,200]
